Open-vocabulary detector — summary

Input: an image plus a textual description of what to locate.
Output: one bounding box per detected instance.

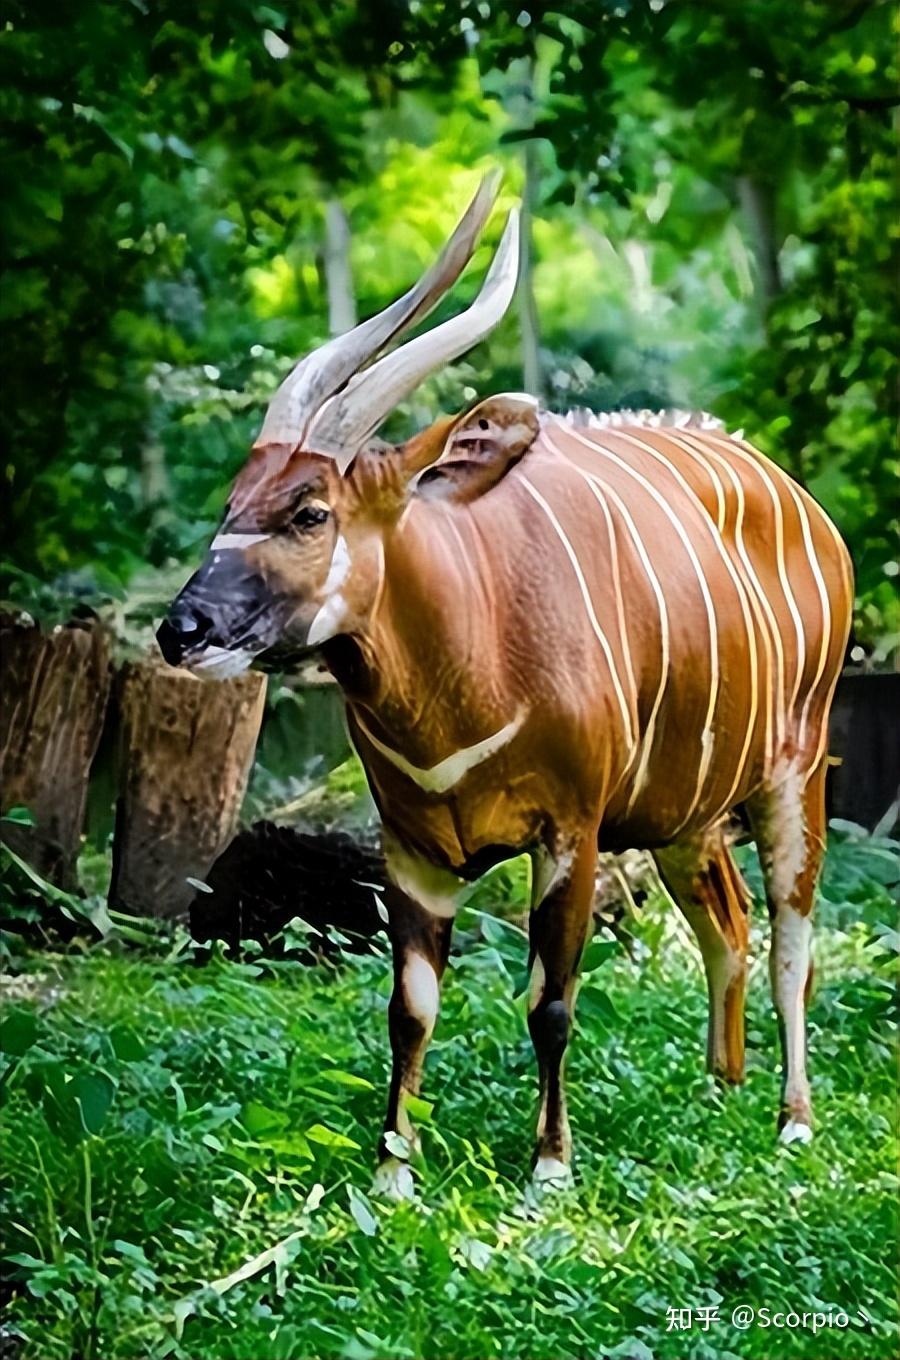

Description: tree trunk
[506,55,543,398]
[0,613,112,890]
[736,175,782,311]
[518,135,544,399]
[109,660,266,919]
[323,196,357,336]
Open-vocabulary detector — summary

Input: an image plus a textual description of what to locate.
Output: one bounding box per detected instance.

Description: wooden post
[109,659,267,919]
[0,613,112,890]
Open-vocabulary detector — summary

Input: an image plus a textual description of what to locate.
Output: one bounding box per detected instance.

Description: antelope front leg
[373,835,461,1199]
[528,832,598,1187]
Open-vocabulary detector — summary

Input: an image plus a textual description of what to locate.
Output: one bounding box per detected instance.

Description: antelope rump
[158,176,853,1196]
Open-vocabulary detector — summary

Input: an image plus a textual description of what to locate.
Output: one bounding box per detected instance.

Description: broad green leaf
[71,1071,115,1136]
[405,1095,434,1122]
[319,1069,375,1090]
[581,937,619,973]
[109,1025,146,1062]
[242,1101,290,1137]
[0,1008,38,1056]
[305,1123,360,1150]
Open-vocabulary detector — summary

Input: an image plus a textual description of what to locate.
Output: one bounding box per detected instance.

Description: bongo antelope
[158,176,853,1195]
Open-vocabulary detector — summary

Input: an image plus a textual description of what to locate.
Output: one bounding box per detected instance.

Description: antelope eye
[292,504,329,530]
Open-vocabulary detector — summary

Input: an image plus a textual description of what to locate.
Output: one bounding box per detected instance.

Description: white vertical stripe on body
[723,435,836,751]
[704,434,808,730]
[568,467,670,807]
[602,426,764,821]
[518,474,636,752]
[674,432,788,756]
[590,484,640,738]
[666,430,782,761]
[554,422,721,828]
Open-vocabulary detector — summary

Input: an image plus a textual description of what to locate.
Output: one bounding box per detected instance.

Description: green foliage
[1,829,897,1359]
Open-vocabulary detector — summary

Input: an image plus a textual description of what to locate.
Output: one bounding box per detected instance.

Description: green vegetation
[2,825,897,1359]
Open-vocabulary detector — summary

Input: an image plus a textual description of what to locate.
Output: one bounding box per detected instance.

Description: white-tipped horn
[256,171,502,449]
[306,209,521,468]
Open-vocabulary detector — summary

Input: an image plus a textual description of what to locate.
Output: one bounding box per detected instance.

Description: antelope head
[157,175,534,678]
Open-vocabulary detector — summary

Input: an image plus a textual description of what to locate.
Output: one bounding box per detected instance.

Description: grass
[0,825,897,1360]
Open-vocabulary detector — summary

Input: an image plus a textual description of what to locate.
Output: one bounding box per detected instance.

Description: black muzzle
[157,550,275,667]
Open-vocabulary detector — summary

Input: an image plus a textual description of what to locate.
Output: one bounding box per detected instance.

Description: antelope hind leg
[747,760,826,1144]
[654,826,751,1086]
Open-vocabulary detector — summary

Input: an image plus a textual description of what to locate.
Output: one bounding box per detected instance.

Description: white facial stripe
[307,593,348,647]
[306,535,352,648]
[323,534,351,592]
[210,532,271,550]
[355,706,527,795]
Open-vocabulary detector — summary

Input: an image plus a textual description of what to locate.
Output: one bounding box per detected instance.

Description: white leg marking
[403,952,439,1037]
[529,955,546,1011]
[384,837,462,919]
[779,1119,813,1146]
[761,761,808,906]
[532,1157,574,1188]
[771,905,813,1117]
[531,844,568,906]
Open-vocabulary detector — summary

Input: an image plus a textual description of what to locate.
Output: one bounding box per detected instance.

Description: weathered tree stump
[0,612,111,889]
[109,660,267,918]
[189,821,388,954]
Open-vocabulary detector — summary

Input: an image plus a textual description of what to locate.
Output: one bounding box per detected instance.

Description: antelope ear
[413,394,540,504]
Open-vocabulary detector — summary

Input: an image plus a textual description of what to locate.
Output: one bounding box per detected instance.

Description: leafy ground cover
[1,825,897,1360]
